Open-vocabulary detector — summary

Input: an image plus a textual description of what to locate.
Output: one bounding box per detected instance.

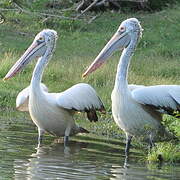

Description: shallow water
[0,112,180,180]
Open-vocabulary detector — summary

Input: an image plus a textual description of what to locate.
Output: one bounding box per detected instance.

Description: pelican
[16,83,48,112]
[4,29,105,147]
[83,18,179,157]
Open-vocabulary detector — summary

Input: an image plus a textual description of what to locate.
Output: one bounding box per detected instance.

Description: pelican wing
[16,83,48,112]
[128,84,145,91]
[56,83,105,122]
[132,85,180,117]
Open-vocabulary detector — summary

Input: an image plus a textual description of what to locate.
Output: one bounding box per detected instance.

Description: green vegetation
[0,3,179,163]
[147,142,180,163]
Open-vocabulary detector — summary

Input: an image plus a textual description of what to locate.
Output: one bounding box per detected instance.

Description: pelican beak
[3,40,46,81]
[82,30,130,77]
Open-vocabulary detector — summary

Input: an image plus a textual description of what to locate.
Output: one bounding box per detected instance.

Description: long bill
[82,30,130,78]
[3,40,46,81]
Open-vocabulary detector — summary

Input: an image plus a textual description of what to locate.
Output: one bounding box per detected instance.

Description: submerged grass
[0,5,180,162]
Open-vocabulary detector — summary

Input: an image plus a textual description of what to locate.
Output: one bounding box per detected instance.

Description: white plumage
[16,83,48,112]
[55,83,103,111]
[4,29,105,147]
[83,18,179,157]
[128,84,145,91]
[132,85,180,113]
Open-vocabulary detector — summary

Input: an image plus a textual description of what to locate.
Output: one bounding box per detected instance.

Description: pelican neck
[114,34,138,93]
[30,48,52,92]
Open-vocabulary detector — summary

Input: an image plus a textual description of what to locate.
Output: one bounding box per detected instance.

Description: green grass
[147,142,180,163]
[0,5,180,163]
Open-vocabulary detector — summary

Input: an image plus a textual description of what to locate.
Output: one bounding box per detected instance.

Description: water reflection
[110,164,180,180]
[13,141,180,180]
[14,141,113,180]
[1,114,180,180]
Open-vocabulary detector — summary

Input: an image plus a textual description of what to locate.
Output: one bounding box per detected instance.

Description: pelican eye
[37,37,44,44]
[39,37,44,41]
[119,26,126,32]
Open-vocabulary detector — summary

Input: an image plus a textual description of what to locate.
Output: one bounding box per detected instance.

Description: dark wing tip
[97,96,106,114]
[86,109,98,122]
[99,105,106,114]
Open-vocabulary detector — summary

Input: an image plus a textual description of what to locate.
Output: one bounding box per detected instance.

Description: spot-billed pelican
[16,83,48,112]
[83,18,179,157]
[4,29,105,147]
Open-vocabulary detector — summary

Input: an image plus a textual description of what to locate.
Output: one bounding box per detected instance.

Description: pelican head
[82,18,143,77]
[4,29,58,80]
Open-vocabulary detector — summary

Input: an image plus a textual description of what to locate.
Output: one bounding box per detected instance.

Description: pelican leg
[125,134,133,158]
[148,134,155,151]
[64,124,71,147]
[64,136,69,145]
[38,128,45,148]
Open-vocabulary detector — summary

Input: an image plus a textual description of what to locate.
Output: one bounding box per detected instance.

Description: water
[0,112,180,180]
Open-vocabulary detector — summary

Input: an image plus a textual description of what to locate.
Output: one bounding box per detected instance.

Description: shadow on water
[0,112,180,179]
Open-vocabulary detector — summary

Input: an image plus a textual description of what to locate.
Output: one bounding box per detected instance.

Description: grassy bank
[0,5,180,163]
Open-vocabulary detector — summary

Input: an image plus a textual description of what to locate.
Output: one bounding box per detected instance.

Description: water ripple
[0,115,180,180]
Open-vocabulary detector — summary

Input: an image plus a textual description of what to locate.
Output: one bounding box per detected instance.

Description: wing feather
[16,83,48,112]
[56,83,105,113]
[132,85,180,116]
